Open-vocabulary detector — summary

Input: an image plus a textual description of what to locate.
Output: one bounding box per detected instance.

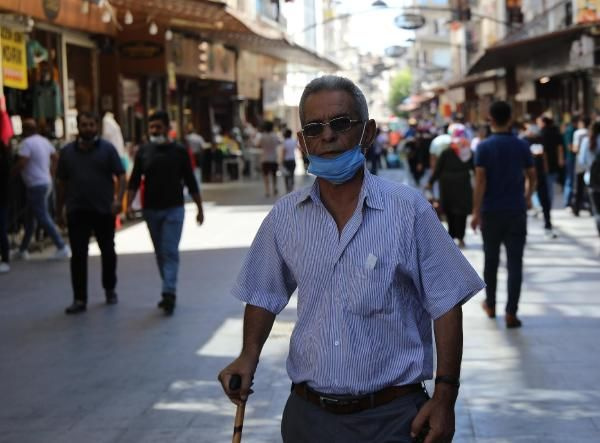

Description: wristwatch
[435,375,460,389]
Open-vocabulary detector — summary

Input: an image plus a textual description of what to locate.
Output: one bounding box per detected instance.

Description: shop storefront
[0,0,114,140]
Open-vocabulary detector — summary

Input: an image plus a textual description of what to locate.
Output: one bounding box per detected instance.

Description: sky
[339,0,414,55]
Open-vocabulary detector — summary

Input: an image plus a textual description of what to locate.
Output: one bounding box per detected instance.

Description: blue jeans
[563,155,576,207]
[143,206,185,294]
[20,184,65,252]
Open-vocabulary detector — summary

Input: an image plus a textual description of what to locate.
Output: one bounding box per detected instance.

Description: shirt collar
[295,165,384,211]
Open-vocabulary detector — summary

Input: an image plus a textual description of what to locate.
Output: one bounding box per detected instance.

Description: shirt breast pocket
[343,263,395,316]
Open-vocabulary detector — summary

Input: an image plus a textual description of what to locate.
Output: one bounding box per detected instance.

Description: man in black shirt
[127,111,204,315]
[56,112,126,314]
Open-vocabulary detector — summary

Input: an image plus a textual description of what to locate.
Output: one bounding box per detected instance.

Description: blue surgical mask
[304,123,367,184]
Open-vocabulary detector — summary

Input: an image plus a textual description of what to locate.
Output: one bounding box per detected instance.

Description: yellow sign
[1,27,28,90]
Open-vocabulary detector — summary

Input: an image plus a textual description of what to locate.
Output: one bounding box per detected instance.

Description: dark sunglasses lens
[329,118,352,132]
[303,124,322,137]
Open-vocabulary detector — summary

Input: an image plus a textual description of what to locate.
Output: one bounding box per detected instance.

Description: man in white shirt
[12,119,70,260]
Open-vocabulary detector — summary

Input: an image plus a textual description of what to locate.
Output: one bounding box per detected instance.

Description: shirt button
[334,340,340,346]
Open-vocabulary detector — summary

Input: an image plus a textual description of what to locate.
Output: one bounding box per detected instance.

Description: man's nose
[321,124,337,142]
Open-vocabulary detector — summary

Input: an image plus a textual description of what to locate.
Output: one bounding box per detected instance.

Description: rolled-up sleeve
[411,205,485,319]
[231,208,297,314]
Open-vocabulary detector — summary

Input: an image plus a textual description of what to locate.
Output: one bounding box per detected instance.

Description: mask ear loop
[358,121,368,155]
[300,131,310,158]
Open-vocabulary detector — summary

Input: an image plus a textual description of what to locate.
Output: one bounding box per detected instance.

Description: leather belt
[292,382,423,415]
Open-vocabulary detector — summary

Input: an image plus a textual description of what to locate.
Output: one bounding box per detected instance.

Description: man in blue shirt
[218,76,484,442]
[56,112,126,314]
[471,101,536,328]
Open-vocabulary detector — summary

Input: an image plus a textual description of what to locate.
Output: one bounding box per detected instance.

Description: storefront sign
[0,27,28,90]
[42,0,60,21]
[119,41,164,59]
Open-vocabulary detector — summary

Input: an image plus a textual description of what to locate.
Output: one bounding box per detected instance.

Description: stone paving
[1,170,599,442]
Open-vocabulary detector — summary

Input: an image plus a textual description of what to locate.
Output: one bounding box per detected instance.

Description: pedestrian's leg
[18,190,35,253]
[0,206,9,264]
[574,172,585,215]
[30,185,66,250]
[93,212,117,294]
[546,173,556,210]
[504,213,527,319]
[67,211,92,305]
[563,156,574,207]
[481,214,502,313]
[272,166,278,195]
[143,209,165,280]
[456,213,467,244]
[537,175,552,229]
[160,206,185,295]
[447,212,458,239]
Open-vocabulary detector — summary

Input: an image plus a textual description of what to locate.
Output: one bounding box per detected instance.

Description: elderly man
[218,76,484,442]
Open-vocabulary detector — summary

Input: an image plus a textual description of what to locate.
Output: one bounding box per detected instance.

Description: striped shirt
[232,168,484,395]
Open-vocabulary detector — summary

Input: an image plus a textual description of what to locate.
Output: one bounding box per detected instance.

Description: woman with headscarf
[426,126,474,248]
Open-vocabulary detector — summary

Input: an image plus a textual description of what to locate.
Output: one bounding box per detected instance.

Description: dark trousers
[482,211,527,315]
[281,390,429,443]
[446,212,467,240]
[0,205,8,262]
[67,211,117,303]
[283,160,296,192]
[536,171,553,229]
[573,172,587,214]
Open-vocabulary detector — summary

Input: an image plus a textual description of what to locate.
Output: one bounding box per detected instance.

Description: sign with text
[1,27,28,90]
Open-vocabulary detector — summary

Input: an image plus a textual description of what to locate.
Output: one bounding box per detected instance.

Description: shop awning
[446,71,503,90]
[110,0,339,70]
[468,25,589,75]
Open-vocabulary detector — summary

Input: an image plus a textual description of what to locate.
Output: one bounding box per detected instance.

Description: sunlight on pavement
[89,203,270,256]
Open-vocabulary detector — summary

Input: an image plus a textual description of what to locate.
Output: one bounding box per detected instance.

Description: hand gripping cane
[229,374,246,443]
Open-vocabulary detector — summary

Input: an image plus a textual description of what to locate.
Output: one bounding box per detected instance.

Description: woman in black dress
[427,130,473,248]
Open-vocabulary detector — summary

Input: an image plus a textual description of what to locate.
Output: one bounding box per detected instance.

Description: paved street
[1,170,600,443]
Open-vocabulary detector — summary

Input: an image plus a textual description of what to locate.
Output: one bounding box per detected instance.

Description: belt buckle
[319,394,341,407]
[318,394,359,408]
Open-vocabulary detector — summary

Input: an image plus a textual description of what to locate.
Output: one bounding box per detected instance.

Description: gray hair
[299,75,369,126]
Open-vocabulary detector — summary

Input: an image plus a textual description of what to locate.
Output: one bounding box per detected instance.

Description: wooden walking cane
[229,374,246,443]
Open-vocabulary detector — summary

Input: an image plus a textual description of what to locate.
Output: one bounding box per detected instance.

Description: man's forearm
[433,305,463,402]
[116,175,126,202]
[126,188,136,210]
[472,183,485,214]
[191,192,203,212]
[241,304,276,361]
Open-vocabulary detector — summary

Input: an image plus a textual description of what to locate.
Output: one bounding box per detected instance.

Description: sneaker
[13,250,29,261]
[65,301,87,315]
[159,293,176,315]
[105,290,118,305]
[0,262,10,273]
[544,228,557,239]
[54,245,71,260]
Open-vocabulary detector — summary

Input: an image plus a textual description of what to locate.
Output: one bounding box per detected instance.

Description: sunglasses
[302,116,362,137]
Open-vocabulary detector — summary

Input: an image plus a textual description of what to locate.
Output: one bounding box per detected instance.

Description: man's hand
[218,354,259,406]
[526,196,533,210]
[196,208,204,225]
[470,212,480,232]
[111,200,123,216]
[56,212,66,230]
[411,388,456,443]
